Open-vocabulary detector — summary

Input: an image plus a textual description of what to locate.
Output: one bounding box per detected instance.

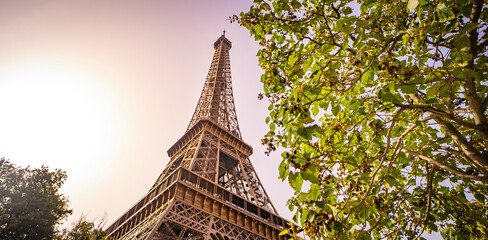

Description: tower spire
[187,34,242,138]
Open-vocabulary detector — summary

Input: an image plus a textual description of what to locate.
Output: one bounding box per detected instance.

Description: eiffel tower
[105,33,294,240]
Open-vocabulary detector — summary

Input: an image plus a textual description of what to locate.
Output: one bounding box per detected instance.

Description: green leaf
[381,92,403,104]
[290,0,301,9]
[427,82,442,98]
[260,2,271,11]
[402,33,410,46]
[308,184,321,201]
[300,125,323,140]
[311,103,320,116]
[302,166,319,183]
[302,57,313,72]
[289,172,304,192]
[343,25,354,35]
[435,3,455,22]
[454,35,471,51]
[336,18,345,31]
[311,62,321,73]
[350,100,361,111]
[407,0,419,12]
[401,85,417,94]
[361,70,374,82]
[453,68,476,79]
[332,105,341,116]
[279,160,289,180]
[343,7,352,15]
[319,44,335,54]
[388,82,396,94]
[385,175,398,189]
[277,35,285,44]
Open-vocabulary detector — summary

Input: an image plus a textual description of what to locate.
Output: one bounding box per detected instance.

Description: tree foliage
[0,158,71,240]
[236,0,488,239]
[55,215,109,240]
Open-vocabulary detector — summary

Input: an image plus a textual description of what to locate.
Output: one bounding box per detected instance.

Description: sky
[0,0,295,229]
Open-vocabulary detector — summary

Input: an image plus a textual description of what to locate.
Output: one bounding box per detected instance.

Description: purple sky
[0,0,294,228]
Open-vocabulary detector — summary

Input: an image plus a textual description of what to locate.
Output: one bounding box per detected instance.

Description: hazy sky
[0,0,295,228]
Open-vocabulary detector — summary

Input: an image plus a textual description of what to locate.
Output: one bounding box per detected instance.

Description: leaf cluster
[235,0,488,239]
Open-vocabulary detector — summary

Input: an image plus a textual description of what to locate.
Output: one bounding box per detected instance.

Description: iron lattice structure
[106,34,294,240]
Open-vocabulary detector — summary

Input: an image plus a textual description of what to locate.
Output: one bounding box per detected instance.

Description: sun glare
[0,62,117,178]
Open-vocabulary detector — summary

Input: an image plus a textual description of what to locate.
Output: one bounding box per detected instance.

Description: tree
[235,0,488,239]
[55,215,109,240]
[0,158,71,240]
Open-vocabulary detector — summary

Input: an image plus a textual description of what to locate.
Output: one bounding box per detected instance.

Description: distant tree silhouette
[0,158,71,240]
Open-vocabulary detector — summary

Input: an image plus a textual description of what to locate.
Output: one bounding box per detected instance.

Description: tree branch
[465,0,488,147]
[399,104,485,130]
[330,3,341,19]
[401,149,488,182]
[408,94,488,173]
[435,118,488,172]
